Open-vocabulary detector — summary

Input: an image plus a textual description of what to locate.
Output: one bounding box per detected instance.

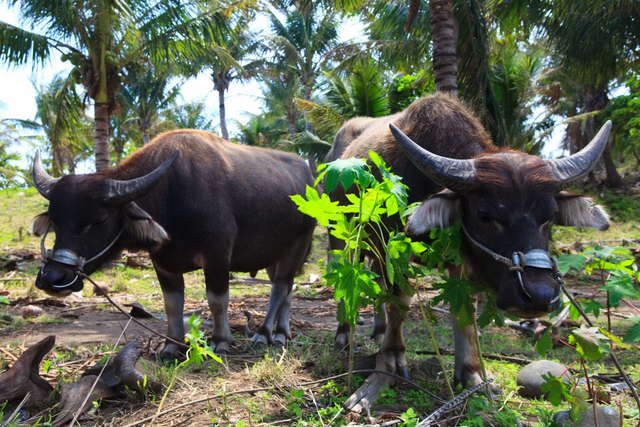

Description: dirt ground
[1,244,640,426]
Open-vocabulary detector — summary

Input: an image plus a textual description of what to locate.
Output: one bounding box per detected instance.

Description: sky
[0,5,365,139]
[0,3,569,172]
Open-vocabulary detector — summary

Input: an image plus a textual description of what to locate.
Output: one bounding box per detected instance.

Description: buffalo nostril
[42,269,65,284]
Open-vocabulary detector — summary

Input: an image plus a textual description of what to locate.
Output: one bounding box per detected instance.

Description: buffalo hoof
[334,332,349,351]
[344,372,394,414]
[456,370,501,396]
[250,333,269,348]
[211,340,231,353]
[344,350,408,414]
[157,344,183,363]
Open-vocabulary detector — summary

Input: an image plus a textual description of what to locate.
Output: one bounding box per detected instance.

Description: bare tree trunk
[584,86,623,188]
[94,102,110,171]
[429,0,458,94]
[217,86,229,140]
[142,128,150,145]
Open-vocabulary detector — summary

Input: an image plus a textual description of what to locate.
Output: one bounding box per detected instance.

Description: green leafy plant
[542,244,640,416]
[291,152,426,328]
[183,313,222,368]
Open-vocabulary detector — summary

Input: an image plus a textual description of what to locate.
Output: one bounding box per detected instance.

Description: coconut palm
[119,61,182,145]
[11,75,91,174]
[0,0,230,170]
[494,0,640,186]
[264,0,341,133]
[164,100,213,130]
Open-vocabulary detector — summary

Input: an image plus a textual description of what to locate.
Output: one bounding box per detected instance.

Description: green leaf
[535,329,553,356]
[581,299,602,318]
[0,295,9,304]
[317,158,373,193]
[290,186,344,226]
[327,257,380,325]
[556,254,586,275]
[569,326,611,361]
[600,271,640,307]
[477,294,505,327]
[623,318,640,343]
[540,374,571,406]
[432,277,477,327]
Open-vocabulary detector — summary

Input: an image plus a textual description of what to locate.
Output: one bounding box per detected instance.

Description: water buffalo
[31,130,316,359]
[327,93,611,410]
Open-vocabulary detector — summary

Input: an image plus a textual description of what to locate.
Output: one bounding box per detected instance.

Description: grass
[1,186,639,425]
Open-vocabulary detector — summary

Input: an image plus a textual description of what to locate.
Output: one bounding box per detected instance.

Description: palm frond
[0,22,53,66]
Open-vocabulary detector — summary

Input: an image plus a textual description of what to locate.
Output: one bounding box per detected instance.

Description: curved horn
[32,151,60,199]
[104,151,179,203]
[389,123,477,192]
[546,121,612,186]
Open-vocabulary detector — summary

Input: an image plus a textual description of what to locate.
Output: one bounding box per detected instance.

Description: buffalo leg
[252,280,292,346]
[453,318,482,387]
[154,263,185,361]
[253,232,312,346]
[453,314,500,393]
[344,293,411,413]
[204,268,234,352]
[371,303,386,345]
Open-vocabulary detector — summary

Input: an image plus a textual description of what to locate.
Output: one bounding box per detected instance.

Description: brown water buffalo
[326,93,610,410]
[31,130,316,359]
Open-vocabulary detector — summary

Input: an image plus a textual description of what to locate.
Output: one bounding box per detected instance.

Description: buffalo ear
[32,212,51,237]
[406,191,460,236]
[124,202,169,246]
[555,192,610,231]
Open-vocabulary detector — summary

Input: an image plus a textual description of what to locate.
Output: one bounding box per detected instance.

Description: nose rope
[39,226,126,289]
[460,223,561,301]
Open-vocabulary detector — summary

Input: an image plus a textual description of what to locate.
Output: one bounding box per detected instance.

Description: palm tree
[12,76,91,174]
[120,61,182,145]
[494,0,639,186]
[0,0,229,170]
[163,100,213,130]
[296,60,390,141]
[268,1,340,100]
[264,0,341,133]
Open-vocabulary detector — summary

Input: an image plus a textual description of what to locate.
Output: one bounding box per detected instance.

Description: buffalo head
[31,152,178,296]
[390,122,611,318]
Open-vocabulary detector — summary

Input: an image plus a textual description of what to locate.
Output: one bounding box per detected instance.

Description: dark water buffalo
[327,93,611,410]
[31,130,315,358]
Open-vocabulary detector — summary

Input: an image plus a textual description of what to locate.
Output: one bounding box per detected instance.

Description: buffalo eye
[80,216,109,235]
[477,211,505,231]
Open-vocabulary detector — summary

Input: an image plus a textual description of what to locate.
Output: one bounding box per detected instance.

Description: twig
[556,238,640,250]
[79,273,187,349]
[122,369,445,427]
[561,284,640,413]
[0,347,18,362]
[414,348,534,366]
[416,379,493,427]
[1,392,31,427]
[68,317,132,426]
[349,420,402,427]
[0,277,27,281]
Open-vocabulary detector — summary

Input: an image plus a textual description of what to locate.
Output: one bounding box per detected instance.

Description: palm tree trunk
[584,85,623,188]
[94,102,110,171]
[429,0,458,94]
[217,86,229,140]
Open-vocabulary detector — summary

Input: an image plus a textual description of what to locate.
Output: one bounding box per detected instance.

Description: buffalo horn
[389,123,477,192]
[104,151,179,203]
[545,120,612,186]
[32,151,60,199]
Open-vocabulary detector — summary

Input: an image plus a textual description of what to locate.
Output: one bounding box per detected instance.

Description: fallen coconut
[21,305,43,319]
